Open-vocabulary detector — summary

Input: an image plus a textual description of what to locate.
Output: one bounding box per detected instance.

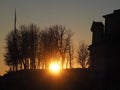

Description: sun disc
[49,63,61,73]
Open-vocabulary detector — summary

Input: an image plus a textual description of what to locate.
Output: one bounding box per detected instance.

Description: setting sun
[49,62,61,73]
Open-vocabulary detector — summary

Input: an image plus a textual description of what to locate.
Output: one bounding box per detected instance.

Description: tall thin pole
[14,8,16,31]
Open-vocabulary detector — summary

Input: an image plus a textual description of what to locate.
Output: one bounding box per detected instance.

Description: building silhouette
[89,9,120,89]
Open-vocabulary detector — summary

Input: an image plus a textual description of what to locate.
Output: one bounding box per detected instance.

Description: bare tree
[37,32,43,69]
[19,24,39,69]
[68,43,74,68]
[20,25,30,70]
[4,24,74,71]
[38,25,73,69]
[4,29,21,71]
[47,25,73,69]
[39,29,58,69]
[28,24,39,69]
[77,42,89,68]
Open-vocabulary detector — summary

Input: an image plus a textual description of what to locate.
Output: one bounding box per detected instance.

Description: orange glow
[49,62,61,74]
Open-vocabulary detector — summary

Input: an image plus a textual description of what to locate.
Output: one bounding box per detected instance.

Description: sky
[0,0,120,75]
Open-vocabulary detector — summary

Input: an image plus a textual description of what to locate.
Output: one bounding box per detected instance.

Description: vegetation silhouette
[4,24,75,71]
[77,42,89,68]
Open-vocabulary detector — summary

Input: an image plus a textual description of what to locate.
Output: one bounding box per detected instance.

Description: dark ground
[0,69,94,90]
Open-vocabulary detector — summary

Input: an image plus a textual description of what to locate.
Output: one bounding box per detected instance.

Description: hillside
[0,69,92,90]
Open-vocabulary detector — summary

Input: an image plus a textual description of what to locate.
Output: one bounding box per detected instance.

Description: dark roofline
[103,9,120,18]
[91,21,104,32]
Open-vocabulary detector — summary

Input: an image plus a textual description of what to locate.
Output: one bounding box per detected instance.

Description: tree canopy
[4,24,74,71]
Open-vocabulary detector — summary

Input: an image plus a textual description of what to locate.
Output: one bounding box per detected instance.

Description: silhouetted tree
[68,43,74,68]
[66,31,73,68]
[77,42,89,68]
[46,25,73,68]
[4,24,73,71]
[39,29,58,69]
[47,26,61,62]
[4,29,20,71]
[39,30,50,68]
[28,24,39,69]
[39,25,73,69]
[19,24,39,69]
[37,32,43,69]
[20,25,30,69]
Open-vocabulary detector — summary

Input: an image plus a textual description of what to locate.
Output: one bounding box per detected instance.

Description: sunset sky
[0,0,120,75]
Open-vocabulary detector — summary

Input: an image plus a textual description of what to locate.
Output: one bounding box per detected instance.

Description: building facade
[89,9,120,89]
